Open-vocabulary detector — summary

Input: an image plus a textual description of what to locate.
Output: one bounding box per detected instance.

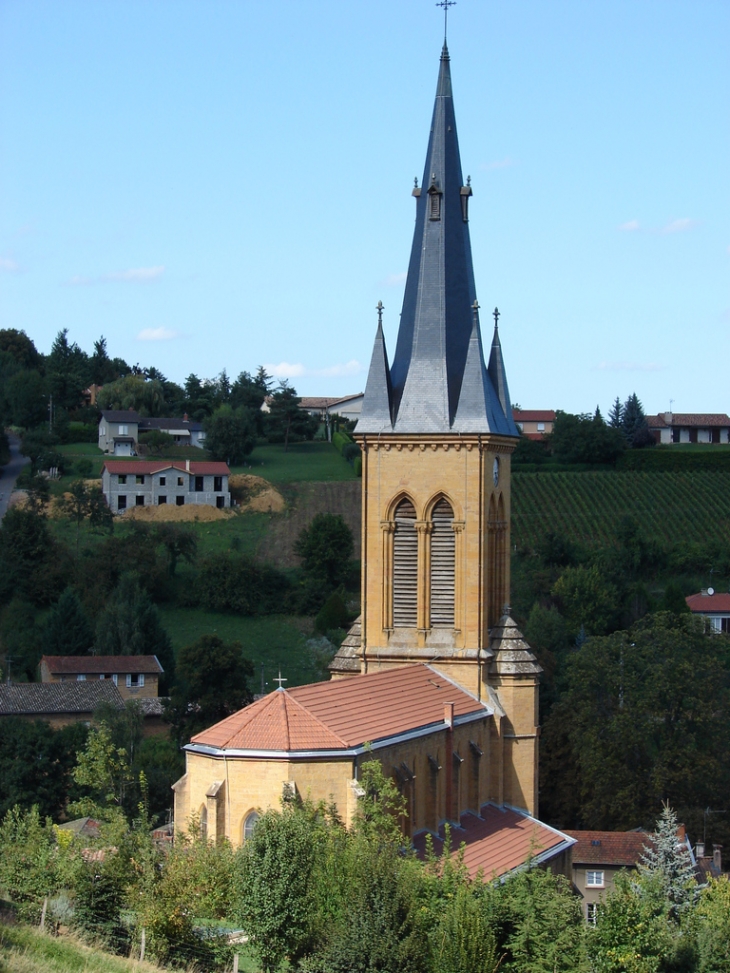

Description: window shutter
[430,498,455,626]
[393,499,417,627]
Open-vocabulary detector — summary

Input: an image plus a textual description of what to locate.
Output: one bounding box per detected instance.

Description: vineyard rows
[512,471,730,549]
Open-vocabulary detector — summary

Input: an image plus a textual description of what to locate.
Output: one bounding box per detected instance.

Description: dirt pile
[229,474,285,513]
[122,504,235,522]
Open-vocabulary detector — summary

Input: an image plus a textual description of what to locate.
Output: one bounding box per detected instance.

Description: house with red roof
[101,459,230,513]
[686,590,730,633]
[512,409,556,440]
[173,662,574,881]
[647,412,730,445]
[40,655,163,701]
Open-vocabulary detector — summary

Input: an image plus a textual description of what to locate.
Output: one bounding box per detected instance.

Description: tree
[540,613,730,833]
[638,804,698,920]
[138,429,174,454]
[0,806,62,922]
[46,328,90,411]
[96,374,166,416]
[94,574,175,686]
[0,328,42,369]
[151,523,197,577]
[204,404,257,464]
[550,410,625,465]
[234,802,327,972]
[429,887,499,973]
[73,722,133,809]
[621,393,654,449]
[294,513,354,591]
[165,635,253,742]
[45,587,94,655]
[0,598,44,679]
[0,719,88,819]
[266,381,318,450]
[6,368,47,428]
[57,479,113,554]
[608,396,623,429]
[551,563,619,637]
[0,505,70,607]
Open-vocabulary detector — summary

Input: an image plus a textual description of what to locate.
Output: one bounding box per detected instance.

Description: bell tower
[329,43,541,814]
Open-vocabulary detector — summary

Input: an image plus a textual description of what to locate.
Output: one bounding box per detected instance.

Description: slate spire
[358,301,393,433]
[356,45,517,437]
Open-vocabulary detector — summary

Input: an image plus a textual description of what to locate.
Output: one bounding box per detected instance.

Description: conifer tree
[608,396,623,428]
[638,803,698,919]
[45,587,93,656]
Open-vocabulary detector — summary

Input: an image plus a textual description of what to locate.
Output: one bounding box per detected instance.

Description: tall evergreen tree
[45,588,93,656]
[608,396,623,428]
[621,392,654,448]
[638,803,699,919]
[94,574,174,687]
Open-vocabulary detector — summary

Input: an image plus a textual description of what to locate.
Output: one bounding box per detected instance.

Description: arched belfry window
[429,498,455,626]
[393,498,417,627]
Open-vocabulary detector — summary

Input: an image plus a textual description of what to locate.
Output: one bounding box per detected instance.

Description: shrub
[315,592,352,634]
[197,553,290,615]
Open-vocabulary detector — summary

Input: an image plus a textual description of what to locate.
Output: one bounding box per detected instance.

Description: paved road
[0,434,30,519]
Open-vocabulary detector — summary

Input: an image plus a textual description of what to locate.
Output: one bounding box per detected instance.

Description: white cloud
[594,361,664,372]
[265,360,364,380]
[103,266,165,282]
[0,257,21,273]
[384,272,407,287]
[265,361,306,379]
[482,157,516,170]
[618,219,641,232]
[136,327,179,341]
[659,218,699,234]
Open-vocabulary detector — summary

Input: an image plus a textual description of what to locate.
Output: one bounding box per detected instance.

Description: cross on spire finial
[376,300,384,327]
[493,307,500,328]
[274,671,287,690]
[436,0,456,41]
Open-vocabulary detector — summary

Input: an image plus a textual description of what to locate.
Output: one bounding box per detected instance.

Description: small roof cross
[376,300,384,327]
[274,671,287,690]
[493,307,500,328]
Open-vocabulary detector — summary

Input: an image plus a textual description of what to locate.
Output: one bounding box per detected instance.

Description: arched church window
[242,810,260,842]
[429,498,455,626]
[393,498,417,627]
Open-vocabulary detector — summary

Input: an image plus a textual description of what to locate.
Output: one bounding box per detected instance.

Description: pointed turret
[487,309,517,432]
[356,302,393,433]
[453,302,508,433]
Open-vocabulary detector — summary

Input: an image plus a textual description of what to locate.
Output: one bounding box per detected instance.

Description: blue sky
[1,0,727,414]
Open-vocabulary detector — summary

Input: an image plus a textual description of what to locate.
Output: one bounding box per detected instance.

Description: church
[173,43,574,879]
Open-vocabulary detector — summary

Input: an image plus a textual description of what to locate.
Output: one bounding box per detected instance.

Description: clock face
[493,457,500,487]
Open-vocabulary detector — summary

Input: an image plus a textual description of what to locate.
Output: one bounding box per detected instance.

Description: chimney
[183,412,189,422]
[444,702,454,727]
[186,459,190,472]
[714,844,722,871]
[444,702,455,824]
[696,841,705,858]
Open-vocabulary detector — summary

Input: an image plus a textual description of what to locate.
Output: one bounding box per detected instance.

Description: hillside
[512,469,730,549]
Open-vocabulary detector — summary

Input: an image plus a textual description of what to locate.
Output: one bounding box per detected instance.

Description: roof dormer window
[428,182,442,220]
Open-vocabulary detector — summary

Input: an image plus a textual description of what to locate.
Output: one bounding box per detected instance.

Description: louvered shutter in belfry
[430,498,455,626]
[393,498,417,627]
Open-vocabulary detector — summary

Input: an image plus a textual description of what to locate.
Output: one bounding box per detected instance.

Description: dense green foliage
[0,721,88,820]
[196,552,291,615]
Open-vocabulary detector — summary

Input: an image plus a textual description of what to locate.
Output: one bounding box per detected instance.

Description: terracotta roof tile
[512,410,556,422]
[413,804,572,879]
[565,830,649,867]
[42,655,163,675]
[648,413,730,428]
[686,592,730,613]
[190,664,488,752]
[102,460,230,475]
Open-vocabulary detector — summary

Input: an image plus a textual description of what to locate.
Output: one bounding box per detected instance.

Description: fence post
[140,927,146,963]
[39,897,47,931]
[233,954,239,973]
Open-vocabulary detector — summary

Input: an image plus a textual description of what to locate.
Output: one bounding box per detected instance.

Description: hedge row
[617,447,730,471]
[332,430,362,476]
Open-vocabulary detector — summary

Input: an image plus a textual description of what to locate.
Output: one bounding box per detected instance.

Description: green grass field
[512,469,730,549]
[231,441,357,483]
[0,923,261,973]
[158,609,326,688]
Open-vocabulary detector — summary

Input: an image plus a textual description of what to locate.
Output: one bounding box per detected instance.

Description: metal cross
[274,671,287,690]
[493,307,500,328]
[376,300,384,326]
[436,0,456,40]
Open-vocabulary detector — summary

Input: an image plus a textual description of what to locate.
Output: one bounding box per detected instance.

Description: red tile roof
[512,410,556,422]
[413,804,573,879]
[42,655,163,675]
[686,592,730,613]
[102,460,230,475]
[190,664,488,752]
[564,830,648,867]
[648,413,730,428]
